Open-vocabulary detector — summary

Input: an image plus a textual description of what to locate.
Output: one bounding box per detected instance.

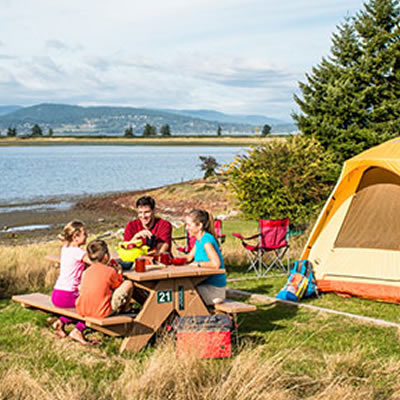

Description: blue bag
[276,260,318,302]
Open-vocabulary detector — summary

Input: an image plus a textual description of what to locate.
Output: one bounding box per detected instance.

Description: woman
[185,209,226,305]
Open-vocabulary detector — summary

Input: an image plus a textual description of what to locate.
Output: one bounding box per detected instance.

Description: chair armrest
[233,232,260,241]
[232,233,244,240]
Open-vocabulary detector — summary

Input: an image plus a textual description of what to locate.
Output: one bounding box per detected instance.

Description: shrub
[224,135,340,227]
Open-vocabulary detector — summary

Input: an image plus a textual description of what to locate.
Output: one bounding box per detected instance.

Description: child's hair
[188,209,218,242]
[86,240,109,263]
[58,220,85,242]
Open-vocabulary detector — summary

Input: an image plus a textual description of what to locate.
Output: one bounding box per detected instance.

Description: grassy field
[0,135,284,147]
[2,220,400,399]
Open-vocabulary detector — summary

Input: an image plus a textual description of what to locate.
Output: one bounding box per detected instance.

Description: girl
[185,209,226,305]
[51,220,91,345]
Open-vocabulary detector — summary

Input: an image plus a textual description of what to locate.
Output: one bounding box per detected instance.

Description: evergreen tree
[143,123,157,136]
[217,125,222,136]
[31,124,43,137]
[160,124,171,136]
[124,126,134,137]
[293,0,400,162]
[261,124,271,136]
[7,127,17,137]
[48,128,54,137]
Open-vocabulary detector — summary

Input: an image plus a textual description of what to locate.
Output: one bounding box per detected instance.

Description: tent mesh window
[334,167,400,250]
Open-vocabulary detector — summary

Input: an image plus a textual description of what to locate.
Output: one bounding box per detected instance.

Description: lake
[0,145,246,209]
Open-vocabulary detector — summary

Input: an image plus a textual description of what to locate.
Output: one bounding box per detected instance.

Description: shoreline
[0,136,280,147]
[0,189,155,245]
[0,177,232,245]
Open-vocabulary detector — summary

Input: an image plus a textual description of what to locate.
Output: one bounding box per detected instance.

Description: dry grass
[0,336,396,400]
[0,241,61,298]
[0,136,281,147]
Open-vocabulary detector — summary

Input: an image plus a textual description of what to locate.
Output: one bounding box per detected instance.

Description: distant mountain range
[0,104,296,135]
[0,105,22,116]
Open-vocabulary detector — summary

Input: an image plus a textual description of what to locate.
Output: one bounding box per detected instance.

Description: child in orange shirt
[76,240,133,319]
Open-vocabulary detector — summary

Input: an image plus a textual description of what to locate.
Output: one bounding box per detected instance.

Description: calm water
[0,145,245,207]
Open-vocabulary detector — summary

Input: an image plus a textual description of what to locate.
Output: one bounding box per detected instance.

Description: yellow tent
[302,137,400,303]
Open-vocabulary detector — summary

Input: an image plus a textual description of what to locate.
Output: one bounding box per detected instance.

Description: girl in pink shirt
[51,220,91,345]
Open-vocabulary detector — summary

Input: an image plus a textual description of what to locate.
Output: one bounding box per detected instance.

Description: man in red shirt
[124,196,172,255]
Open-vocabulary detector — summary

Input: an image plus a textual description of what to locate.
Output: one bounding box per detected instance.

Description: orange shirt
[76,262,123,319]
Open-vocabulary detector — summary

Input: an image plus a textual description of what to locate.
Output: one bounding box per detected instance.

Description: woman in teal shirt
[185,209,226,305]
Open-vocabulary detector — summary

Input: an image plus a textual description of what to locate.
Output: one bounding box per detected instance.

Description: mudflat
[0,178,234,245]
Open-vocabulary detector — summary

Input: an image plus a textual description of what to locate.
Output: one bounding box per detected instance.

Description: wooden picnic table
[120,264,223,353]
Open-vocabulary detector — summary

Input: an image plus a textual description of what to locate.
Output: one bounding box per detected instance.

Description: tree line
[2,122,272,138]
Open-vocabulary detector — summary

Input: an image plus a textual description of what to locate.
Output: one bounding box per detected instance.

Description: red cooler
[173,314,232,359]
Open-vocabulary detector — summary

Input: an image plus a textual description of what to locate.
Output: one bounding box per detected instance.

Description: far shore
[0,135,284,147]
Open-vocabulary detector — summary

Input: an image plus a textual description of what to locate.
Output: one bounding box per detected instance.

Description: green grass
[3,217,400,398]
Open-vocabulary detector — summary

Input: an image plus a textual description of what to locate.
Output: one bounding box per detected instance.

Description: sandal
[52,320,67,339]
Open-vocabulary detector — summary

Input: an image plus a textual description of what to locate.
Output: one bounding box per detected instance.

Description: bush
[224,135,340,227]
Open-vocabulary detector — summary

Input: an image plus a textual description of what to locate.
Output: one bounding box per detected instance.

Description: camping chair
[232,218,290,276]
[173,219,226,254]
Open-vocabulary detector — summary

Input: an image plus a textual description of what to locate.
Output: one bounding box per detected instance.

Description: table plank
[123,265,223,281]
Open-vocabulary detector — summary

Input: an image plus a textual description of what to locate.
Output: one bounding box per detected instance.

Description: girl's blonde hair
[58,220,85,243]
[188,209,218,243]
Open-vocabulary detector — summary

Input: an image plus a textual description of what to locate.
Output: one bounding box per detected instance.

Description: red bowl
[171,257,187,266]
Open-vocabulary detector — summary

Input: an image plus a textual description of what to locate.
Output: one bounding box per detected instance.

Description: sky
[1,0,365,121]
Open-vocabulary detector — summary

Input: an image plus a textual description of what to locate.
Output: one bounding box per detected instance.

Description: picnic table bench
[12,293,134,337]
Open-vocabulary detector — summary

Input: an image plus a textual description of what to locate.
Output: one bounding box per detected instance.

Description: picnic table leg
[175,277,210,317]
[120,280,174,353]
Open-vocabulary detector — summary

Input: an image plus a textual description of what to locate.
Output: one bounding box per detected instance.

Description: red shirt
[124,217,172,252]
[76,262,123,318]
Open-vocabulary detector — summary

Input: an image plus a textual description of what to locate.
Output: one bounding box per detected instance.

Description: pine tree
[124,126,134,137]
[7,127,17,137]
[143,123,157,136]
[261,124,271,136]
[160,124,171,136]
[31,124,43,137]
[293,0,400,162]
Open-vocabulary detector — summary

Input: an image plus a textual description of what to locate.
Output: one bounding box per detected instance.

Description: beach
[0,177,233,244]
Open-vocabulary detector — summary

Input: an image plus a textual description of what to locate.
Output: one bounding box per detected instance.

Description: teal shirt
[194,232,226,287]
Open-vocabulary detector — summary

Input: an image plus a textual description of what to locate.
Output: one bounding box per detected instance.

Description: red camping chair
[233,218,290,276]
[173,219,226,254]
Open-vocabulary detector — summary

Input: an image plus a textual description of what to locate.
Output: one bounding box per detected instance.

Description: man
[124,196,172,255]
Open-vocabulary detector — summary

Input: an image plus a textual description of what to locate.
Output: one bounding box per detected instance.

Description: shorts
[110,281,132,313]
[197,284,226,306]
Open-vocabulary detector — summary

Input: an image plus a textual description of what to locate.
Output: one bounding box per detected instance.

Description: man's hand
[134,229,153,240]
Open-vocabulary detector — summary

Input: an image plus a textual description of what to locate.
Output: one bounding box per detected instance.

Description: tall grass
[0,334,398,400]
[0,241,61,298]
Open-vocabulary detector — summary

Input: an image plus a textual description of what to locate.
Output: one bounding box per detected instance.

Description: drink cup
[160,252,171,265]
[135,257,146,273]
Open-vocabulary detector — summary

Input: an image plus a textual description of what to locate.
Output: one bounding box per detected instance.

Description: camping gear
[233,218,290,276]
[302,137,400,303]
[276,259,318,301]
[173,314,232,359]
[117,239,149,262]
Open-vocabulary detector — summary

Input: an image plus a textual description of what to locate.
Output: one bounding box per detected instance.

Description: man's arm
[156,220,172,253]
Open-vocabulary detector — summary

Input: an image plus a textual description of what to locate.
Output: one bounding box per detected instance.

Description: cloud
[45,40,70,51]
[0,0,366,119]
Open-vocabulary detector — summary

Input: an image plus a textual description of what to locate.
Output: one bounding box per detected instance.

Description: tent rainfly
[301,137,400,303]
